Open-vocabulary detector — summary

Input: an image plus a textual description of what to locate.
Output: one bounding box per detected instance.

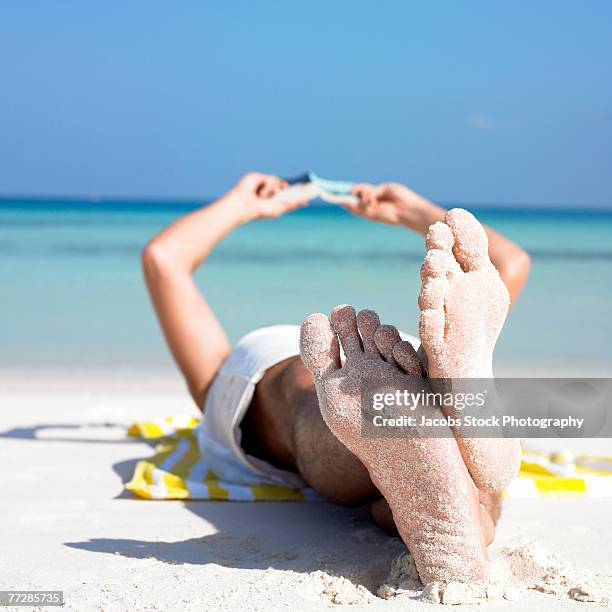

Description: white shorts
[198,324,419,489]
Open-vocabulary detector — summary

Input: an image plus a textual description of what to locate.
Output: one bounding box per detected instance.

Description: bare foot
[369,495,496,546]
[300,305,488,584]
[419,208,521,492]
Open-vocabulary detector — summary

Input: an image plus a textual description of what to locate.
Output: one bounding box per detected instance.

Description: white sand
[1,370,611,611]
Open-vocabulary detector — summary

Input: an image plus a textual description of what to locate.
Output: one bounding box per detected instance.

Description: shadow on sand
[72,433,403,591]
[66,499,403,591]
[4,418,403,590]
[0,422,134,444]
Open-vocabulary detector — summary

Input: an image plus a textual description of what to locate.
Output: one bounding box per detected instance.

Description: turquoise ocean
[2,200,611,375]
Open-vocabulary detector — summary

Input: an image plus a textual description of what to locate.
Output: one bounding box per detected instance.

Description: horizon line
[1,193,611,213]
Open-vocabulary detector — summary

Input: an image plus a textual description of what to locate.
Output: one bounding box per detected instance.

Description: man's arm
[350,183,531,304]
[141,173,305,408]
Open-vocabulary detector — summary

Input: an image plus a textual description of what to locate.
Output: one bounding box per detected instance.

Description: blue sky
[1,1,611,206]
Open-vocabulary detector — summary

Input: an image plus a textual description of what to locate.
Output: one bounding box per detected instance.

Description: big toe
[445,208,491,272]
[300,313,341,379]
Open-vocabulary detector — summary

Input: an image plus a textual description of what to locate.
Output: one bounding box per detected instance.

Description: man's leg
[292,389,379,505]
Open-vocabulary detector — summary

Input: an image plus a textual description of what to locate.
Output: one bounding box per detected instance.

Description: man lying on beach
[141,173,531,583]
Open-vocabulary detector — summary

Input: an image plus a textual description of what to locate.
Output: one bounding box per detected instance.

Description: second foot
[419,209,521,492]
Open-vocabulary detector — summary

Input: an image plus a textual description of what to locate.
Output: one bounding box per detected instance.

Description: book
[270,171,358,205]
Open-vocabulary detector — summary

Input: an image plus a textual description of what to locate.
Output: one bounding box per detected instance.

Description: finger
[362,190,375,206]
[268,181,284,198]
[374,185,396,206]
[271,176,285,191]
[342,197,370,216]
[256,177,273,198]
[361,197,377,216]
[241,172,264,187]
[274,199,309,217]
[352,184,373,205]
[352,189,366,206]
[352,198,375,219]
[260,176,281,198]
[285,198,309,211]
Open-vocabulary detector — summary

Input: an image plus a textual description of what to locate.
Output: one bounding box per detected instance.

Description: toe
[419,309,445,358]
[418,277,448,310]
[445,208,491,272]
[420,249,462,282]
[300,313,341,379]
[426,221,454,252]
[373,324,401,365]
[392,340,422,376]
[357,309,380,354]
[419,246,454,363]
[330,305,363,356]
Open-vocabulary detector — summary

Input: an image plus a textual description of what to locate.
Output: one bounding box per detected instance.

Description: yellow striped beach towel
[126,415,612,501]
[504,446,612,499]
[126,415,320,501]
